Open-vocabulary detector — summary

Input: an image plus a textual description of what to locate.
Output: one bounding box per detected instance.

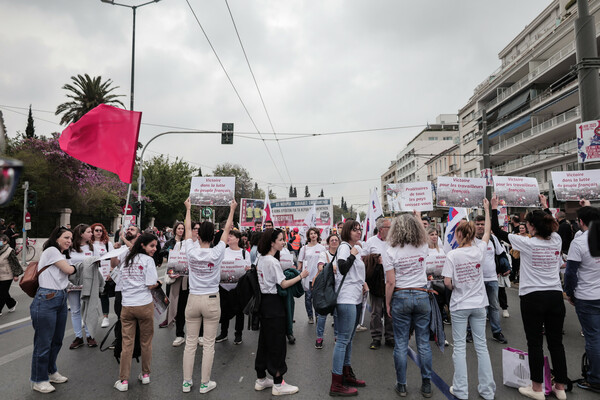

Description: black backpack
[313,248,346,315]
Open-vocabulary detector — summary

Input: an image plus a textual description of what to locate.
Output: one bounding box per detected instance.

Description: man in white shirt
[475,215,508,344]
[565,202,600,393]
[363,217,393,349]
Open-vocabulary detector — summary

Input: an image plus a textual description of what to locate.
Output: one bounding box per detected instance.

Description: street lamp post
[100,0,161,112]
[101,0,160,228]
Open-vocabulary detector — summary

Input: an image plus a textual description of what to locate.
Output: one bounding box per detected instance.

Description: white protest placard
[386,183,433,212]
[99,260,111,280]
[166,247,188,277]
[551,170,600,201]
[425,253,446,280]
[577,120,600,163]
[493,176,540,207]
[190,177,235,206]
[436,177,486,208]
[123,215,136,229]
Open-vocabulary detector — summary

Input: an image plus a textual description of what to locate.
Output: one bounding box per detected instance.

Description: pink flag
[59,104,141,183]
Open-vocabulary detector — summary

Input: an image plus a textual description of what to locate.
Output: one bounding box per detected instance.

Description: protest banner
[123,215,136,229]
[498,207,509,231]
[166,246,188,277]
[386,182,433,212]
[239,197,333,229]
[220,258,248,291]
[493,176,540,207]
[436,177,486,208]
[189,177,235,206]
[150,286,169,319]
[425,253,446,280]
[577,120,600,163]
[551,170,600,201]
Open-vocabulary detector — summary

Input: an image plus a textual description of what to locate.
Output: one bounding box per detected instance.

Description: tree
[55,74,125,125]
[304,185,310,198]
[319,189,324,197]
[212,163,256,223]
[141,155,197,228]
[25,105,35,138]
[289,185,294,197]
[293,187,297,197]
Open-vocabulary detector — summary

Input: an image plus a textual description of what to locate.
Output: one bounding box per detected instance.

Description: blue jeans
[332,303,360,374]
[484,281,501,334]
[391,290,432,384]
[67,290,90,338]
[451,307,496,400]
[304,287,313,319]
[316,309,339,339]
[30,288,68,383]
[575,298,600,384]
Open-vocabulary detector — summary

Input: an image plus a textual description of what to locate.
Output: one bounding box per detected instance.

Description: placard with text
[493,176,540,207]
[577,120,600,163]
[189,177,235,206]
[386,182,433,212]
[436,177,486,208]
[551,170,600,201]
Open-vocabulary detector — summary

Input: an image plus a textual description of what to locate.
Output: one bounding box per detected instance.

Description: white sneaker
[518,385,545,400]
[502,309,510,318]
[101,317,110,328]
[182,380,193,393]
[8,301,17,313]
[114,380,128,391]
[32,381,56,393]
[199,380,216,393]
[198,337,204,346]
[48,372,68,383]
[355,324,368,332]
[173,336,185,347]
[255,377,274,391]
[552,384,567,400]
[138,373,150,384]
[272,380,299,396]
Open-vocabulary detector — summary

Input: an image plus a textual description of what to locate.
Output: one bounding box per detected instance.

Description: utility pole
[575,0,600,170]
[481,108,491,201]
[22,181,28,266]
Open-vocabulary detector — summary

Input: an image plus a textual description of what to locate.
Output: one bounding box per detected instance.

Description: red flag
[59,104,141,183]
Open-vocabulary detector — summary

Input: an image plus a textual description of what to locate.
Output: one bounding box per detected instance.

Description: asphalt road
[0,270,596,400]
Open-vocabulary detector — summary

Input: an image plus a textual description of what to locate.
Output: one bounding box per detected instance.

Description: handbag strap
[334,243,352,296]
[34,264,52,278]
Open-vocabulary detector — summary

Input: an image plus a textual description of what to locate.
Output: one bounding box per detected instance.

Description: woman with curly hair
[297,227,325,324]
[384,213,432,397]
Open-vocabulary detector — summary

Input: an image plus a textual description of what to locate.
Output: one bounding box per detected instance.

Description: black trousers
[255,294,287,382]
[175,288,189,337]
[520,290,568,384]
[221,310,244,335]
[498,287,508,310]
[0,279,16,311]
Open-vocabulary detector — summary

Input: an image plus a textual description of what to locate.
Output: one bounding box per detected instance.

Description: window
[464,150,476,161]
[463,130,475,143]
[443,136,453,140]
[429,137,439,141]
[465,169,477,178]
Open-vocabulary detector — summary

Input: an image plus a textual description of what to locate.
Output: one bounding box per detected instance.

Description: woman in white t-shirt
[442,200,495,400]
[91,223,114,329]
[216,229,251,345]
[181,198,236,394]
[113,233,159,392]
[314,233,340,349]
[426,227,449,324]
[254,228,308,396]
[383,214,431,397]
[298,227,326,324]
[67,224,96,349]
[329,220,367,396]
[30,226,75,393]
[491,194,567,400]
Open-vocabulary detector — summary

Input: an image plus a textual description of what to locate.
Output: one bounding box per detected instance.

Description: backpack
[313,248,347,315]
[20,262,51,298]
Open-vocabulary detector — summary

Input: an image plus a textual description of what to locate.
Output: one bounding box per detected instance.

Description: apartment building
[459,0,600,203]
[425,143,462,186]
[380,114,459,210]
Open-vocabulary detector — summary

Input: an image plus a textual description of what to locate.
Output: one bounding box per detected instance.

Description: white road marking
[0,316,31,330]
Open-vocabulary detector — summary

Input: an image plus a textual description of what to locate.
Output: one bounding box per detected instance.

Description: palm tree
[55,74,125,125]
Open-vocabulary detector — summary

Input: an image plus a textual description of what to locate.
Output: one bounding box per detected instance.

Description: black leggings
[175,288,189,337]
[255,294,287,382]
[520,291,568,384]
[0,279,16,312]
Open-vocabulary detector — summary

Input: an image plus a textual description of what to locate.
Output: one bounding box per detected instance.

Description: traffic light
[221,123,234,145]
[27,190,37,208]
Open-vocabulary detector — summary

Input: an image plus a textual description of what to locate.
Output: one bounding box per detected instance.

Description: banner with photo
[189,177,235,206]
[436,177,486,208]
[493,176,540,207]
[239,197,333,228]
[551,170,600,201]
[386,182,433,212]
[577,120,600,163]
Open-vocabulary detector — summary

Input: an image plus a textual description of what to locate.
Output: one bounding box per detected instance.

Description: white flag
[299,203,317,242]
[365,188,384,240]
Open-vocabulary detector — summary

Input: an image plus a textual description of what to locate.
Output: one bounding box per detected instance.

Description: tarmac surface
[0,263,597,400]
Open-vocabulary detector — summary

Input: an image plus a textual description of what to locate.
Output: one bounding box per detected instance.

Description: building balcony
[488,106,580,158]
[493,139,577,175]
[449,164,457,172]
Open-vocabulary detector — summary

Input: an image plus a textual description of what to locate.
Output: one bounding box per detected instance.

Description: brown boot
[329,373,358,396]
[342,365,366,387]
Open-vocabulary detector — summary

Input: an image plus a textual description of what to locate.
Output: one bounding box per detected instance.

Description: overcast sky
[0,0,551,212]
